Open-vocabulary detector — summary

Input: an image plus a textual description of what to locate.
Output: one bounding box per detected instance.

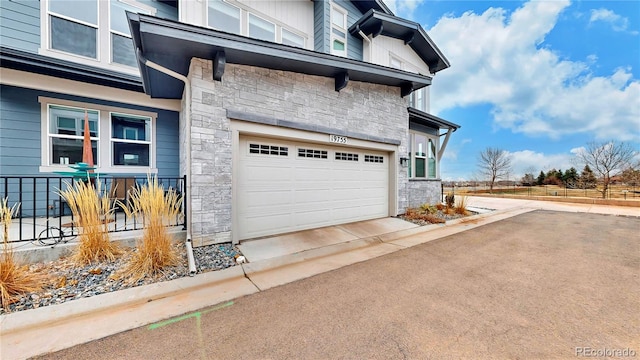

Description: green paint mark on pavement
[148,301,234,330]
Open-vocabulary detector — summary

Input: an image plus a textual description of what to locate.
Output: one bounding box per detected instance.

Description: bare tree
[575,141,636,198]
[477,147,512,193]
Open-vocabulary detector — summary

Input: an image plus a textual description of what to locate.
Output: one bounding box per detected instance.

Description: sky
[386,0,640,181]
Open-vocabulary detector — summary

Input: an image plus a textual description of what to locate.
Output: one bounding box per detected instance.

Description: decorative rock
[1,243,243,314]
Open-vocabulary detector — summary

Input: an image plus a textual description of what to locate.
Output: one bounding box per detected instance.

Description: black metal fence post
[182,174,188,231]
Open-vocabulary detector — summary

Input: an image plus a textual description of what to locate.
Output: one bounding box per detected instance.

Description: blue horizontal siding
[0,85,180,178]
[314,0,364,60]
[0,0,40,53]
[0,0,177,55]
[334,0,363,61]
[314,0,329,53]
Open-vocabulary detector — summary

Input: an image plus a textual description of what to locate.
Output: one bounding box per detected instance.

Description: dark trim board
[0,47,144,92]
[408,107,461,131]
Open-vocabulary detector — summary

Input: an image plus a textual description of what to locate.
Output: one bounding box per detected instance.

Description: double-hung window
[42,0,154,74]
[111,113,151,166]
[48,0,98,59]
[40,98,156,173]
[48,105,99,166]
[110,1,148,67]
[408,131,438,179]
[330,4,348,57]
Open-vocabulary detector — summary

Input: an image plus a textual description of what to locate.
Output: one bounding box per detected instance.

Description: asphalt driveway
[38,210,639,359]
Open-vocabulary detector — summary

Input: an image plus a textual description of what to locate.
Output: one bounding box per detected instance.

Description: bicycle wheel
[36,227,64,246]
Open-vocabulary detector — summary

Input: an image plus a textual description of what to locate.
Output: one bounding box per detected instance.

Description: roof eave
[128,13,433,99]
[408,107,460,130]
[0,46,143,92]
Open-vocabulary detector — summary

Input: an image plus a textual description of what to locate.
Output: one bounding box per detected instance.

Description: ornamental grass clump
[1,198,45,310]
[59,180,120,265]
[455,195,470,215]
[119,176,183,282]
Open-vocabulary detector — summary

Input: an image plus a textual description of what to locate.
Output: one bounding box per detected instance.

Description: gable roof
[349,10,450,73]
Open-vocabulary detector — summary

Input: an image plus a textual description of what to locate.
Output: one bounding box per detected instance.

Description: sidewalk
[1,197,637,360]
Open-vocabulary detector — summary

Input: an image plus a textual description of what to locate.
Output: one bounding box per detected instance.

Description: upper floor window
[248,14,275,42]
[282,28,305,48]
[110,1,149,67]
[208,0,241,34]
[330,4,348,57]
[41,0,155,75]
[206,0,306,48]
[48,0,98,59]
[409,88,427,112]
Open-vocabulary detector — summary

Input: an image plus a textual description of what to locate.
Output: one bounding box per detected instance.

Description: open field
[445,184,640,201]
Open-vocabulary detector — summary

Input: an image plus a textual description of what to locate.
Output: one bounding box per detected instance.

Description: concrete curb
[0,206,534,360]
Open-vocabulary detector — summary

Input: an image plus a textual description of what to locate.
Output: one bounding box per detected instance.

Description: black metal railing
[1,175,186,244]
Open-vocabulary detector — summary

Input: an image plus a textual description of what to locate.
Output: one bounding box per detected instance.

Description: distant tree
[537,171,546,185]
[621,164,640,187]
[563,167,579,188]
[477,147,512,193]
[575,141,636,198]
[543,168,562,185]
[557,169,564,184]
[521,173,536,186]
[578,165,597,189]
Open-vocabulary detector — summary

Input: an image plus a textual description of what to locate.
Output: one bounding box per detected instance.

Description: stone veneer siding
[406,180,442,208]
[184,58,440,245]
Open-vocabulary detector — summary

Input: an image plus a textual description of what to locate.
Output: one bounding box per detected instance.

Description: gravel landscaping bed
[1,243,242,314]
[399,209,476,226]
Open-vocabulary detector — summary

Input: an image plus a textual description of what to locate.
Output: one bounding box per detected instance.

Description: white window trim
[39,0,156,76]
[330,3,348,57]
[38,96,158,174]
[409,130,439,179]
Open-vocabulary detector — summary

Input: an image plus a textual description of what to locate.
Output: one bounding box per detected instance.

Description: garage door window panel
[335,152,358,161]
[298,148,328,159]
[249,143,288,156]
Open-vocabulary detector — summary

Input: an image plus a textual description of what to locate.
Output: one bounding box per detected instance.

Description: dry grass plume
[1,198,46,310]
[58,180,120,265]
[118,176,183,283]
[455,195,470,215]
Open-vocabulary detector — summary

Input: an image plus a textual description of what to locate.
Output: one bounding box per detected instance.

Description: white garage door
[237,136,389,240]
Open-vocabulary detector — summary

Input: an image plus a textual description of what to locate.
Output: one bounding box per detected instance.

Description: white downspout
[358,30,373,62]
[137,50,196,276]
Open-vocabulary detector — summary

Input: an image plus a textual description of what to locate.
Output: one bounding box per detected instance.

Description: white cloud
[507,150,577,178]
[384,0,424,20]
[427,1,640,142]
[589,8,637,34]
